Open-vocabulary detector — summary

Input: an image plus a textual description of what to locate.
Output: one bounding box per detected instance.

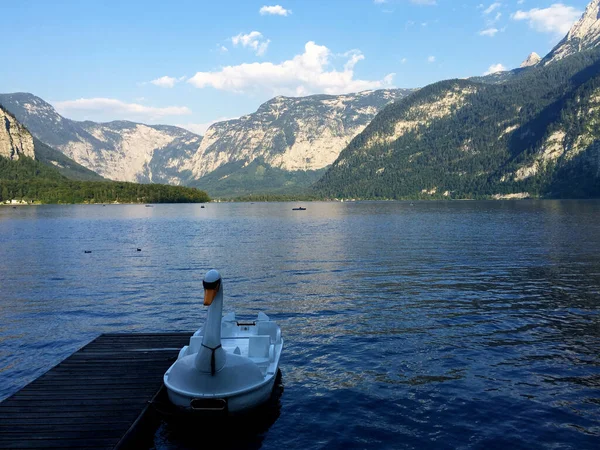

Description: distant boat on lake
[292,207,306,211]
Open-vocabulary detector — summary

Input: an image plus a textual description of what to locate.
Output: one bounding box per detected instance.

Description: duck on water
[163,270,284,414]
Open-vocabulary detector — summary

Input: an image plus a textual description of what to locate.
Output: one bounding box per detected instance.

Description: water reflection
[1,201,599,449]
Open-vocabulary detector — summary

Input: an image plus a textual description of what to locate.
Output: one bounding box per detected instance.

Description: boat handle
[190,398,227,411]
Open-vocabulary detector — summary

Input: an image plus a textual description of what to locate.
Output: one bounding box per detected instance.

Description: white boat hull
[165,373,276,413]
[164,311,283,414]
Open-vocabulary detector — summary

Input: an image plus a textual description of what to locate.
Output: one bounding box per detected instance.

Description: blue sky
[0,0,592,134]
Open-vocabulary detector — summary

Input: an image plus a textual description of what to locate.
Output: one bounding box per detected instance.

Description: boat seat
[188,336,203,354]
[221,321,237,338]
[248,335,271,360]
[222,312,236,322]
[257,321,281,344]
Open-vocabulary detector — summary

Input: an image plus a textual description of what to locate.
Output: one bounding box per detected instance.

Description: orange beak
[204,288,218,306]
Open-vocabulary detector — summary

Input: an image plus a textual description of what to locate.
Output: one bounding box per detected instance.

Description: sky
[0,0,593,135]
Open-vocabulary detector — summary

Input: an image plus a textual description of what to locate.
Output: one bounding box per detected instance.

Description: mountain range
[0,93,202,185]
[1,0,600,200]
[0,104,209,204]
[0,89,412,196]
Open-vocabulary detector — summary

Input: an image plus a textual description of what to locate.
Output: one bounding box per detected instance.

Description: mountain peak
[544,0,600,64]
[565,0,600,42]
[520,52,541,68]
[0,92,55,110]
[0,92,63,126]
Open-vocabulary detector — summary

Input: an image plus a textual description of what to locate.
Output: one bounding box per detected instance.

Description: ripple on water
[0,201,599,449]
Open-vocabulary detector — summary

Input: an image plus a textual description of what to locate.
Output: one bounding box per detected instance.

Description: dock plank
[0,332,191,450]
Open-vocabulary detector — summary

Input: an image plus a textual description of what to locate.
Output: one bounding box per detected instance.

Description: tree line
[0,156,210,204]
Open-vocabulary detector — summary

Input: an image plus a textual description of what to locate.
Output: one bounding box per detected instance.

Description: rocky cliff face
[544,0,600,64]
[0,90,412,192]
[0,106,35,160]
[69,121,202,184]
[186,89,414,179]
[0,93,201,184]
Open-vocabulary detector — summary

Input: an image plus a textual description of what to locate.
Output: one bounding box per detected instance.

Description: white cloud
[427,55,436,63]
[373,0,387,3]
[149,75,186,88]
[259,5,291,16]
[483,2,501,15]
[410,0,437,5]
[401,57,408,63]
[232,31,270,56]
[177,117,238,135]
[484,63,507,75]
[54,98,191,120]
[479,27,499,36]
[512,4,582,35]
[187,41,395,96]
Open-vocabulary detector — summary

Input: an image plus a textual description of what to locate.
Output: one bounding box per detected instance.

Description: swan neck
[201,289,223,349]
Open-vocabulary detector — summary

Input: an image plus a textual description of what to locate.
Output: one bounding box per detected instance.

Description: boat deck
[0,332,191,450]
[181,317,283,377]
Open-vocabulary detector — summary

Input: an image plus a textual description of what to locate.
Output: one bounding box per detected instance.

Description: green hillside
[0,156,210,204]
[190,158,326,198]
[313,48,600,200]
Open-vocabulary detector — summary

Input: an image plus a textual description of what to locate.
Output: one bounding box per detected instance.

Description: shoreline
[3,197,599,206]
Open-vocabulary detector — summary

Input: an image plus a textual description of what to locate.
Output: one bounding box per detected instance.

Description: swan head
[203,269,222,306]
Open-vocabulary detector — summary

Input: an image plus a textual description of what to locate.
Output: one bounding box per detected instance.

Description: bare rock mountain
[1,89,413,195]
[187,89,414,180]
[0,93,202,184]
[544,0,600,64]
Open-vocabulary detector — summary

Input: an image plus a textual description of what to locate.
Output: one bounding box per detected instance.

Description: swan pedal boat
[164,270,283,414]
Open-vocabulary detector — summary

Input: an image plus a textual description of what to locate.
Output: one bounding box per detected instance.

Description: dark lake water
[0,201,599,449]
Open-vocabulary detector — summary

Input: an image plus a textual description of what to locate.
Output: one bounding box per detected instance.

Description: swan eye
[203,278,221,291]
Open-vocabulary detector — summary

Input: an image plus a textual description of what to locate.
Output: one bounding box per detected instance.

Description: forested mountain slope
[314,48,600,199]
[0,154,210,204]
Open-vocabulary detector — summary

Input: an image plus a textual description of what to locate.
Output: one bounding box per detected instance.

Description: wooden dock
[0,332,192,450]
